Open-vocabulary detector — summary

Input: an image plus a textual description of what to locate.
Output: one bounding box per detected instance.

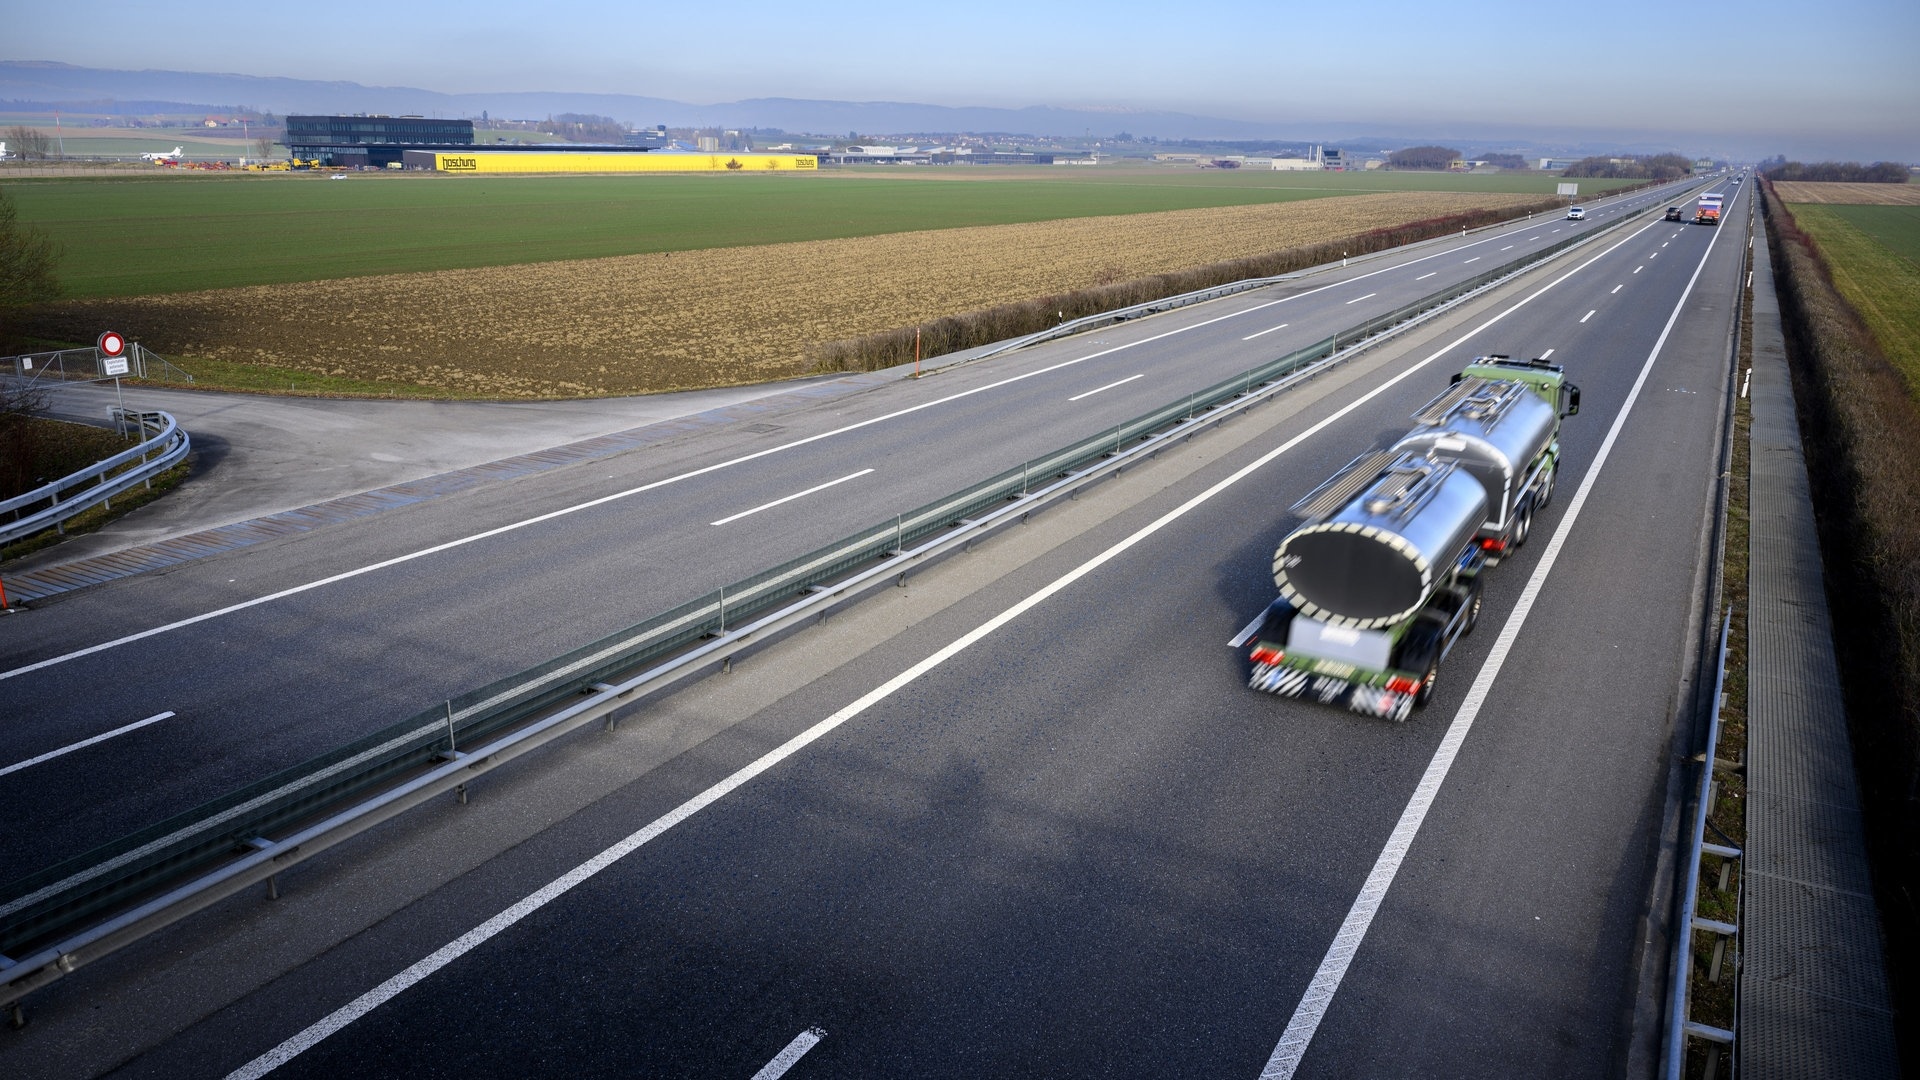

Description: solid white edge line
[751,1028,827,1080]
[710,469,874,526]
[1229,614,1267,649]
[5,201,1607,684]
[1067,373,1147,401]
[0,711,175,780]
[1241,323,1290,341]
[225,215,1662,1080]
[1257,197,1729,1080]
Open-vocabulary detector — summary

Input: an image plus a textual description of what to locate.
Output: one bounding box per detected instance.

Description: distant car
[1665,206,1684,221]
[1566,207,1587,220]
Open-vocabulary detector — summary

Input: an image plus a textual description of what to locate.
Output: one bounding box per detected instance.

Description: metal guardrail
[1664,610,1740,1074]
[0,410,191,548]
[0,192,1663,1012]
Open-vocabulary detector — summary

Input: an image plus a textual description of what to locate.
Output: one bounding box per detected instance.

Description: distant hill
[0,59,1699,155]
[0,60,1291,141]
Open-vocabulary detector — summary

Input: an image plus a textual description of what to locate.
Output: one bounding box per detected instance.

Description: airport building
[286,115,474,167]
[402,150,818,174]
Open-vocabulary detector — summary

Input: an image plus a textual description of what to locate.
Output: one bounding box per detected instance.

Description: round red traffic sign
[97,331,127,357]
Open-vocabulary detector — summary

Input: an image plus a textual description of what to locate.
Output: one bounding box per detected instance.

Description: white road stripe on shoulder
[752,1028,826,1080]
[0,711,175,779]
[711,470,873,526]
[1229,614,1267,648]
[1068,373,1146,401]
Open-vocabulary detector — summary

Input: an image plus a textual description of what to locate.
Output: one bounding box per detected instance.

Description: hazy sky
[11,0,1920,157]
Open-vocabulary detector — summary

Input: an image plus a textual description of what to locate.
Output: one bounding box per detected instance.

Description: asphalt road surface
[0,177,1741,1078]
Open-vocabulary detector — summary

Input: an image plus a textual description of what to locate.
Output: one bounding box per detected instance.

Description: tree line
[1759,159,1910,183]
[1560,154,1693,180]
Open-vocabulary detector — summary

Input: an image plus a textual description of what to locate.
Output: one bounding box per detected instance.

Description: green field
[1790,203,1920,396]
[4,168,1627,299]
[1817,204,1920,264]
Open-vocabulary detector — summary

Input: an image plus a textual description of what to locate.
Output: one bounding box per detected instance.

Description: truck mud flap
[1249,663,1414,722]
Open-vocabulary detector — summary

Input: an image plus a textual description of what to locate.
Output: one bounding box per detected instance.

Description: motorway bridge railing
[0,185,1680,1013]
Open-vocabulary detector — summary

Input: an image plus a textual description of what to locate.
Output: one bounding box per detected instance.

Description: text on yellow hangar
[433,152,818,173]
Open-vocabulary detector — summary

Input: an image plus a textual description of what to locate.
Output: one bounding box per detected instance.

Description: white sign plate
[103,356,130,376]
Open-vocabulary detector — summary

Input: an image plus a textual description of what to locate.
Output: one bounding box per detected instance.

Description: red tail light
[1250,647,1284,665]
[1385,676,1419,694]
[1480,538,1507,552]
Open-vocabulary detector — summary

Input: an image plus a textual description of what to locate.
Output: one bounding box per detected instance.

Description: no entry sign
[98,331,129,377]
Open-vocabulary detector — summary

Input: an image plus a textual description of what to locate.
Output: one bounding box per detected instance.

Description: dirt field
[1771,182,1920,205]
[32,190,1540,398]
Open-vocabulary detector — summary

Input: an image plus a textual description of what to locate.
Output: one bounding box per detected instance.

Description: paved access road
[0,180,1707,883]
[68,179,1749,1078]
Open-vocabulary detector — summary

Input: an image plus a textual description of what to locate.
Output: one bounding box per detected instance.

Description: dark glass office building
[286,115,474,167]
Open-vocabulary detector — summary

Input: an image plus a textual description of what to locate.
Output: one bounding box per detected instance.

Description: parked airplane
[141,146,185,162]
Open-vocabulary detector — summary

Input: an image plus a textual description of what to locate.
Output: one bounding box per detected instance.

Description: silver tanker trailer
[1245,356,1578,719]
[1393,355,1580,562]
[1247,450,1489,720]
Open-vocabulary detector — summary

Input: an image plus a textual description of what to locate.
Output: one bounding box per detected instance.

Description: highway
[0,177,1743,1077]
[0,179,1703,878]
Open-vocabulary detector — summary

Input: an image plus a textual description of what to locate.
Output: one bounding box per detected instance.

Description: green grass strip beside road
[1789,203,1920,399]
[5,170,1637,299]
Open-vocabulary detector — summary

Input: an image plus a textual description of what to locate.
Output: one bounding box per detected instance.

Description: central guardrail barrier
[0,183,1686,1014]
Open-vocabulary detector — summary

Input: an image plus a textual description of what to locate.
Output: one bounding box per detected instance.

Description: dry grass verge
[1769,182,1920,206]
[1762,179,1920,1067]
[22,191,1545,399]
[805,199,1558,373]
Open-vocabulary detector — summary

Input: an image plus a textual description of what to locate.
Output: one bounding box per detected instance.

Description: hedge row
[1761,178,1920,1039]
[805,198,1563,374]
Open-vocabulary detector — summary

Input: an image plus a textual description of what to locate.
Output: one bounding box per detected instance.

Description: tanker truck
[1392,355,1579,563]
[1247,451,1489,720]
[1245,357,1578,718]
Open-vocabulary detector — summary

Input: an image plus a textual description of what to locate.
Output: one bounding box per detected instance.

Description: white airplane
[141,146,185,162]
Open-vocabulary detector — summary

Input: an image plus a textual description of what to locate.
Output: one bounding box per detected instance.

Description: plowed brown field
[37,190,1539,398]
[1772,182,1920,205]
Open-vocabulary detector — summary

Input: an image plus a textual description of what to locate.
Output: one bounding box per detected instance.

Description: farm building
[405,150,818,173]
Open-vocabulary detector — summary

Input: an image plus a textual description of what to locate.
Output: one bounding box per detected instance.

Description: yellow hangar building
[401,149,817,174]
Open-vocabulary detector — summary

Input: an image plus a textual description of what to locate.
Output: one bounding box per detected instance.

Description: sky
[10,0,1920,159]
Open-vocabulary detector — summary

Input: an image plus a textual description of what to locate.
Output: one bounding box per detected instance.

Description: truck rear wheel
[1461,577,1483,635]
[1396,623,1444,708]
[1511,499,1534,548]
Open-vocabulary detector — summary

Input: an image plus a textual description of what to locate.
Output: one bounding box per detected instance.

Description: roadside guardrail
[0,189,1669,1016]
[1664,610,1740,1074]
[0,410,190,549]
